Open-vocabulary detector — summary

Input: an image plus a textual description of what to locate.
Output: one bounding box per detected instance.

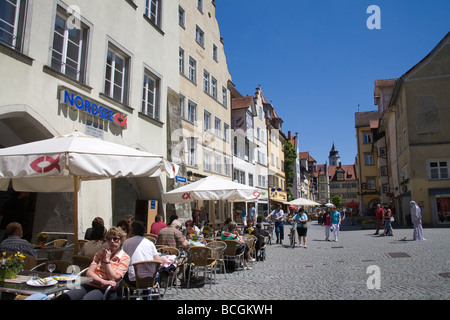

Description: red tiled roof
[231,96,253,110]
[328,165,357,181]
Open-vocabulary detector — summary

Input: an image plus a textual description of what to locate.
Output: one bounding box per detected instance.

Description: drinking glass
[47,263,56,277]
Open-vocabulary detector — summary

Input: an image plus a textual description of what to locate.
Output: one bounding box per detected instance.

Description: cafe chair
[45,239,68,248]
[243,235,257,263]
[144,233,157,244]
[206,241,227,279]
[31,260,72,274]
[157,246,181,295]
[223,240,244,272]
[187,246,216,289]
[123,260,162,300]
[72,255,93,271]
[257,235,267,261]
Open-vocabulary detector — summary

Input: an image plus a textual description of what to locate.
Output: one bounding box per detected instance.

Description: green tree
[284,141,297,201]
[331,195,342,208]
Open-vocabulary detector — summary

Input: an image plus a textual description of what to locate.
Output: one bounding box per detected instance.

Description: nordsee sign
[60,89,128,129]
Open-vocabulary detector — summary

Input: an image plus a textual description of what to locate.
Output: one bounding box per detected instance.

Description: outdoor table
[0,270,92,298]
[34,246,70,261]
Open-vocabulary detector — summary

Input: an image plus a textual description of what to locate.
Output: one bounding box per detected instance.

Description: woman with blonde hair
[57,227,130,300]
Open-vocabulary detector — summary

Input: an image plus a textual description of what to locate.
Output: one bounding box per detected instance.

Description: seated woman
[221,222,252,270]
[57,227,130,300]
[80,224,109,258]
[183,220,206,245]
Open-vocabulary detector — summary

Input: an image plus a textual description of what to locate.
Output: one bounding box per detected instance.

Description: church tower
[329,143,341,166]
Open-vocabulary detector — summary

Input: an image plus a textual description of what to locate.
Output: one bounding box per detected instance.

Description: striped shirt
[156,226,186,248]
[0,235,37,258]
[88,249,130,289]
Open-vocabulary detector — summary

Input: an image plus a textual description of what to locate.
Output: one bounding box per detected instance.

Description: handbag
[301,221,307,229]
[390,216,395,222]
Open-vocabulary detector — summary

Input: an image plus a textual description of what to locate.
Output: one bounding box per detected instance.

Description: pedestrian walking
[265,204,284,245]
[411,201,426,241]
[330,206,341,242]
[292,207,308,248]
[380,206,392,236]
[322,208,331,241]
[374,204,384,235]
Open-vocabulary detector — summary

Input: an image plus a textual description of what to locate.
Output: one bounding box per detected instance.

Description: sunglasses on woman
[106,236,120,242]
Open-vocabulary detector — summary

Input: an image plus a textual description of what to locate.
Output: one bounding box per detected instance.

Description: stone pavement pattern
[165,222,450,300]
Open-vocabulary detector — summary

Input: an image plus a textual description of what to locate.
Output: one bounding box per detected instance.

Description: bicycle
[288,221,296,248]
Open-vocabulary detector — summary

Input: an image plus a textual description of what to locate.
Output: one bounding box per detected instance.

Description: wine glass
[47,263,56,277]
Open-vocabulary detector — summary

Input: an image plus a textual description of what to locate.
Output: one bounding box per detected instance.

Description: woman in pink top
[322,208,332,241]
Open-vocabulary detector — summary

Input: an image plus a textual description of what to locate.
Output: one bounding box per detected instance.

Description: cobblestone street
[165,222,450,300]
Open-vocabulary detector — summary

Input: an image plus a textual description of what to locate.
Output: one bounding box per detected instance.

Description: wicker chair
[206,241,227,278]
[223,240,244,272]
[123,260,162,300]
[187,246,216,289]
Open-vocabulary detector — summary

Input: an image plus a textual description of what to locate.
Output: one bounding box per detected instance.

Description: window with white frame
[222,86,227,107]
[258,175,266,188]
[234,169,245,185]
[366,177,376,190]
[51,6,89,83]
[224,156,231,177]
[0,0,28,51]
[212,43,218,61]
[211,77,217,99]
[186,137,197,167]
[363,131,373,144]
[187,100,197,124]
[248,174,254,187]
[178,5,185,27]
[203,110,211,131]
[428,160,449,180]
[214,117,221,137]
[179,47,184,75]
[179,94,185,118]
[104,45,129,104]
[203,149,212,172]
[203,70,210,93]
[214,153,222,174]
[365,153,374,166]
[141,70,160,120]
[145,0,161,28]
[195,25,205,47]
[188,56,196,83]
[223,123,230,142]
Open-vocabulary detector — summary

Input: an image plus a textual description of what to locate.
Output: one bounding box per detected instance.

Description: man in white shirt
[122,221,162,286]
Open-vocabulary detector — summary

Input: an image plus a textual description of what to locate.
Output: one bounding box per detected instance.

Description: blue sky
[215,0,450,165]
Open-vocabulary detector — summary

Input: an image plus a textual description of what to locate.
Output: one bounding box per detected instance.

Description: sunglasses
[106,237,120,242]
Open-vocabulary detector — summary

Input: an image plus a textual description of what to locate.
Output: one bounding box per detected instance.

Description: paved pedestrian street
[166,222,450,301]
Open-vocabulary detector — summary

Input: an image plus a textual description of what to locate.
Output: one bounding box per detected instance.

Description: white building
[0,0,179,241]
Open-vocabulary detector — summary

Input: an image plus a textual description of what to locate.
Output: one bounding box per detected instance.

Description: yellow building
[355,111,381,217]
[174,0,233,224]
[265,104,286,208]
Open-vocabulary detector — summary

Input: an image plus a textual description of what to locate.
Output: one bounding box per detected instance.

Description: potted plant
[36,232,49,246]
[0,251,25,281]
[257,214,263,223]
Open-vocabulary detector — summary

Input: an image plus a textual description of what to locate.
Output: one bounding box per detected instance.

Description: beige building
[175,0,233,224]
[380,32,450,226]
[0,0,179,240]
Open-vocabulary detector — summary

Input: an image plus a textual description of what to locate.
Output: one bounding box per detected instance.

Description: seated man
[123,221,162,287]
[150,215,167,237]
[156,220,189,249]
[0,222,37,258]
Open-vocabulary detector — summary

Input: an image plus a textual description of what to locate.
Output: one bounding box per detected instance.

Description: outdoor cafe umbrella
[0,131,179,248]
[163,175,262,235]
[288,197,321,207]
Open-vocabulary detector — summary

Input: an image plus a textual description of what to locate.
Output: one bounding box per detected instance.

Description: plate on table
[26,277,58,287]
[53,275,78,282]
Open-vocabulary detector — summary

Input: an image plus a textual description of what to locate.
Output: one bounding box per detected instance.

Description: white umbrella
[324,203,334,208]
[0,131,179,247]
[163,175,261,204]
[288,198,321,206]
[163,175,262,235]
